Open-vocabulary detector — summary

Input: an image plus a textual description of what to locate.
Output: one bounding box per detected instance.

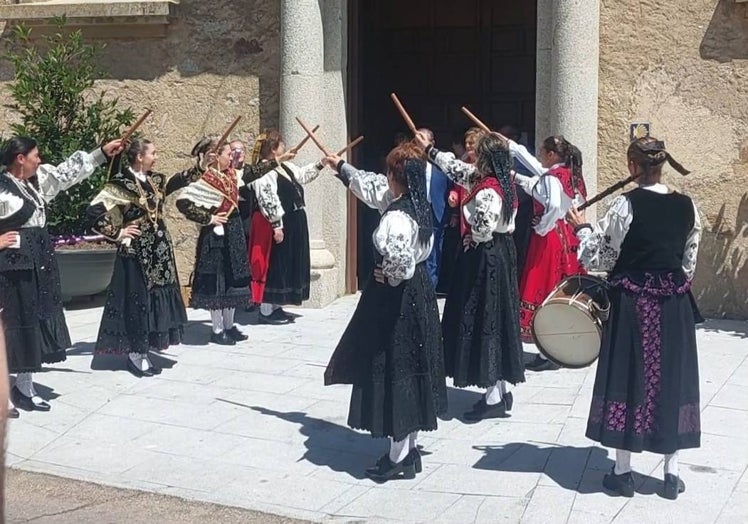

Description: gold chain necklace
[130,169,162,230]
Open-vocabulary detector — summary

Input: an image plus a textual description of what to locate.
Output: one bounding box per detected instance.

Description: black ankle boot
[603,468,635,497]
[404,448,422,473]
[365,454,416,483]
[663,474,685,500]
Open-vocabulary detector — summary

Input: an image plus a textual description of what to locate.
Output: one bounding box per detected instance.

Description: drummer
[566,136,701,500]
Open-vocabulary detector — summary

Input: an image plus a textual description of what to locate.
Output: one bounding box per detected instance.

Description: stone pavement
[5,296,748,524]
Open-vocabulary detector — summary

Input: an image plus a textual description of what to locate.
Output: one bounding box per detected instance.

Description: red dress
[518,166,586,342]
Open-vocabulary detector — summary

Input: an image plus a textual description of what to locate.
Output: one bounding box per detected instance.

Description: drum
[531,275,610,368]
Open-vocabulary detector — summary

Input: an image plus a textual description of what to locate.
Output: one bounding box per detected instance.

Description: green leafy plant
[2,17,134,239]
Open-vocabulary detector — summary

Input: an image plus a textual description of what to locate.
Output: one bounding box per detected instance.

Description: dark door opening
[347,0,537,289]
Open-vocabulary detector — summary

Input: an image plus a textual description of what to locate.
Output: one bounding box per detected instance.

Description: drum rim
[530,301,602,369]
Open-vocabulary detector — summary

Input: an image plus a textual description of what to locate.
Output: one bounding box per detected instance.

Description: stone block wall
[598,0,748,318]
[0,0,282,285]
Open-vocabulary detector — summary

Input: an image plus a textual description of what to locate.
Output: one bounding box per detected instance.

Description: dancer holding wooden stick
[0,135,124,414]
[414,126,524,422]
[247,125,329,324]
[322,139,447,483]
[177,120,285,344]
[567,137,700,500]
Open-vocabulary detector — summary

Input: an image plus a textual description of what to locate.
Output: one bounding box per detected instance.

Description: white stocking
[664,451,679,477]
[222,308,235,330]
[485,380,505,406]
[389,436,410,464]
[129,352,148,372]
[408,431,418,450]
[260,303,274,316]
[210,310,224,334]
[15,372,35,397]
[614,449,632,475]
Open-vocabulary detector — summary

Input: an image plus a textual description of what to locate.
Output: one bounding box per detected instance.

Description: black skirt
[436,222,460,295]
[95,255,187,355]
[0,228,69,373]
[325,263,447,441]
[442,233,525,388]
[263,209,311,305]
[586,270,702,454]
[190,213,251,310]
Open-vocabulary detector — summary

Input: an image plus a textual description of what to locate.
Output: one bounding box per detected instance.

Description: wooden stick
[336,135,364,156]
[289,124,320,154]
[578,173,642,211]
[390,93,418,134]
[120,109,152,142]
[460,106,508,141]
[296,117,331,156]
[215,116,242,152]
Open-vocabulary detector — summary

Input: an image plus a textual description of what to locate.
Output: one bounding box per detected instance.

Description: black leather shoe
[146,365,162,375]
[464,398,507,422]
[7,407,19,419]
[210,331,236,346]
[663,474,686,500]
[11,387,51,412]
[258,310,290,325]
[127,359,154,378]
[226,326,249,342]
[526,354,560,372]
[365,454,416,483]
[504,391,514,412]
[404,447,422,474]
[603,468,635,497]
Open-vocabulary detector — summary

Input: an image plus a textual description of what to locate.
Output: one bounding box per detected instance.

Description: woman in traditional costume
[417,131,524,422]
[0,137,123,415]
[248,130,318,325]
[87,138,201,377]
[323,142,447,483]
[508,136,587,371]
[177,137,284,344]
[567,137,700,501]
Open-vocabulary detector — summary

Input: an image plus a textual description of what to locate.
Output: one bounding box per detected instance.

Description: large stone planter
[55,248,116,302]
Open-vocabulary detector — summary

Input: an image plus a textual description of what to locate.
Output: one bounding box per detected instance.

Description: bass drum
[531,275,610,369]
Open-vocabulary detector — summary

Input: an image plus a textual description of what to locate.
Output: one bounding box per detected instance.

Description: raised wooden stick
[120,109,152,142]
[390,93,418,134]
[578,173,642,211]
[215,116,242,152]
[460,106,507,141]
[336,135,364,156]
[296,117,331,156]
[290,124,320,154]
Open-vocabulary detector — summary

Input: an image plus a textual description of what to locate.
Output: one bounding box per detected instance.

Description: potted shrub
[2,19,134,301]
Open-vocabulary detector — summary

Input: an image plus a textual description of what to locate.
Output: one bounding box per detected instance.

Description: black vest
[612,188,695,274]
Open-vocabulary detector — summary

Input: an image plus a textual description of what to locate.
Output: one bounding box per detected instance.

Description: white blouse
[251,161,321,227]
[576,183,702,280]
[340,163,432,286]
[429,150,515,242]
[507,140,574,237]
[0,148,106,228]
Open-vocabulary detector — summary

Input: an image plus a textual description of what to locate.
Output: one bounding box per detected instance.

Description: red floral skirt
[518,220,585,342]
[249,211,273,304]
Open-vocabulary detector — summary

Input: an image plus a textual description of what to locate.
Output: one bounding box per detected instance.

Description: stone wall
[0,0,282,285]
[598,0,748,318]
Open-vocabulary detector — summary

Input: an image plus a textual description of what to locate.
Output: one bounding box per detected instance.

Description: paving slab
[4,300,747,523]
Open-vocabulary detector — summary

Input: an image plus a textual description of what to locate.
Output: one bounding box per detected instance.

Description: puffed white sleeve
[37,148,108,202]
[373,210,417,286]
[507,140,547,177]
[0,188,24,220]
[469,188,502,243]
[682,200,701,280]
[427,147,479,190]
[290,162,324,185]
[251,170,285,228]
[339,163,394,214]
[533,175,568,237]
[575,195,633,272]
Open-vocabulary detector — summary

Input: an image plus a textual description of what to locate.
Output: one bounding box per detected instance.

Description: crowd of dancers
[0,115,702,501]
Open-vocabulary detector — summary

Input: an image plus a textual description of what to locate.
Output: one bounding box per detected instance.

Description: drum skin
[531,275,608,368]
